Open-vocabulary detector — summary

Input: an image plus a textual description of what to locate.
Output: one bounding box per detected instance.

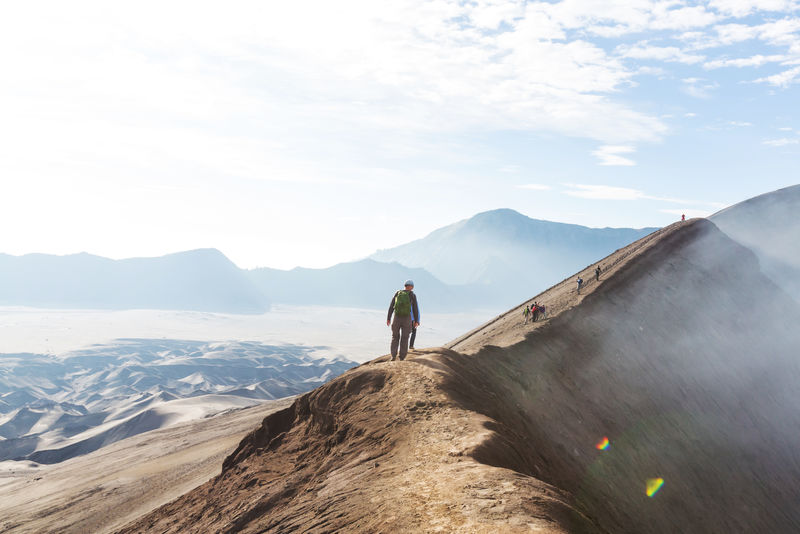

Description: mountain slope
[116,218,800,533]
[710,183,800,300]
[0,249,269,313]
[0,398,293,534]
[370,209,656,306]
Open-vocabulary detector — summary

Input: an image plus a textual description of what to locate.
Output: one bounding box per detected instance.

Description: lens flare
[646,478,664,497]
[595,437,610,450]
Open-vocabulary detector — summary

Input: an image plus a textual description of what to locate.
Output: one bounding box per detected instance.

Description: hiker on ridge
[387,280,420,361]
[577,277,583,294]
[595,265,602,281]
[523,305,530,324]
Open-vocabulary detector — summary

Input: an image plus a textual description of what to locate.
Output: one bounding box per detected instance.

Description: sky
[1,1,798,269]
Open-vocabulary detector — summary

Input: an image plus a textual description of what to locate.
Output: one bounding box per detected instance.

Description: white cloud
[564,184,644,199]
[564,183,698,203]
[591,145,637,166]
[704,54,788,69]
[709,0,800,17]
[682,77,720,98]
[728,121,753,127]
[754,65,800,87]
[517,183,553,190]
[618,44,706,64]
[763,137,800,146]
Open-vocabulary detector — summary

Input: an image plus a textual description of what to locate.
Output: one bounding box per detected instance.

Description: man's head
[404,279,414,290]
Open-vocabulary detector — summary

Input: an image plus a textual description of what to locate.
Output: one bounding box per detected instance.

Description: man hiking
[523,305,531,324]
[387,280,421,361]
[595,265,601,281]
[577,277,583,294]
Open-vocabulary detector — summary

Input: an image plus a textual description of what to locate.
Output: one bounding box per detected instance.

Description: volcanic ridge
[116,218,800,533]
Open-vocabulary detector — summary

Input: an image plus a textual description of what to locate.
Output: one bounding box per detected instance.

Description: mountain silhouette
[0,248,269,313]
[370,208,655,306]
[247,259,488,313]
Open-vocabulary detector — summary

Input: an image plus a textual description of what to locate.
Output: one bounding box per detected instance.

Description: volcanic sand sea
[113,219,800,533]
[0,305,496,363]
[0,398,292,534]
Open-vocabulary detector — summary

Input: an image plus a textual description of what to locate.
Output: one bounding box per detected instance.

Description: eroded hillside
[116,219,800,533]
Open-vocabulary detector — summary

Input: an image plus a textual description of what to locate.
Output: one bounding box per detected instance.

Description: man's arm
[387,292,396,325]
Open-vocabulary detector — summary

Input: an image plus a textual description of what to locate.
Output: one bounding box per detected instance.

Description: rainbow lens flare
[595,437,610,450]
[646,478,664,497]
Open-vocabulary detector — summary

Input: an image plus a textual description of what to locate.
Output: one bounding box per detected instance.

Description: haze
[2,1,798,269]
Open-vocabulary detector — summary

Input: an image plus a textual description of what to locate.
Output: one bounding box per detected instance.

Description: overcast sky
[1,1,798,269]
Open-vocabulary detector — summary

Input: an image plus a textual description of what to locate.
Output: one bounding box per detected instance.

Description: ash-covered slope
[116,219,800,534]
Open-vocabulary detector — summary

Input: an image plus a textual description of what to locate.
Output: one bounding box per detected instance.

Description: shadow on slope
[431,219,800,533]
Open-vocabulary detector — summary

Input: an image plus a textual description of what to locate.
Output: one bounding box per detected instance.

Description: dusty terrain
[0,398,291,534]
[115,218,800,533]
[14,217,800,533]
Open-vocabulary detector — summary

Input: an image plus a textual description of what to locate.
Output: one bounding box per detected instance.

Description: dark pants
[391,315,413,360]
[410,326,417,349]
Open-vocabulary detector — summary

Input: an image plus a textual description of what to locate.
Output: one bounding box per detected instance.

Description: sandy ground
[0,398,292,534]
[114,353,593,534]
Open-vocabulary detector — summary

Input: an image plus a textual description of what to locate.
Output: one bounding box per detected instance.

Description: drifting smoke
[711,184,800,301]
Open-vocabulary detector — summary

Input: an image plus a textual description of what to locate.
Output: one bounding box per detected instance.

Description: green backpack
[394,290,412,317]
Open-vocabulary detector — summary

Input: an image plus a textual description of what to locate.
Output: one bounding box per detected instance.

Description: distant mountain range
[0,248,269,313]
[246,259,478,313]
[0,211,659,312]
[0,339,355,464]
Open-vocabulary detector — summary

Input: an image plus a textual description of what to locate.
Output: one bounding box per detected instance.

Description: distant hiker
[523,305,531,324]
[681,214,686,222]
[387,280,421,361]
[577,277,583,294]
[595,265,602,281]
[532,302,540,322]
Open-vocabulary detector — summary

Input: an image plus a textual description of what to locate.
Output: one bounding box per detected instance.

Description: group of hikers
[522,302,546,323]
[577,265,602,294]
